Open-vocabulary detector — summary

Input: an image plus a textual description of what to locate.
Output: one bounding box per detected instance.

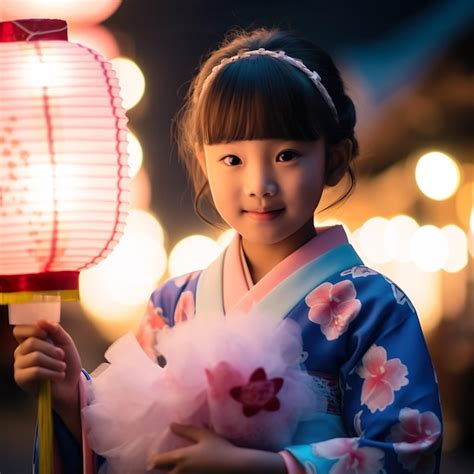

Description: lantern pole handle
[9,295,61,474]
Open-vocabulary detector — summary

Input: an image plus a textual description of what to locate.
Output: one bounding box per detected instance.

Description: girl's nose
[244,167,278,198]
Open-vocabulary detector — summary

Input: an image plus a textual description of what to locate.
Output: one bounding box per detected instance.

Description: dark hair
[175,27,359,227]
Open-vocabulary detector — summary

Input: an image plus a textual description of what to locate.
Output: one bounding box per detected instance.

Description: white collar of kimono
[195,225,361,321]
[227,224,349,311]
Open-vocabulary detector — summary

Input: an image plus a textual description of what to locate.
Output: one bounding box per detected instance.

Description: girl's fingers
[147,450,182,470]
[37,320,74,349]
[12,324,48,343]
[17,366,66,384]
[15,350,66,373]
[14,336,64,360]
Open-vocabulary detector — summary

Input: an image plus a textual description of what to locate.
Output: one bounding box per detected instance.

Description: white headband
[199,47,339,122]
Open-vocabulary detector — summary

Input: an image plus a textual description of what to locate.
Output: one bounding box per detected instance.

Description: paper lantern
[0,18,129,473]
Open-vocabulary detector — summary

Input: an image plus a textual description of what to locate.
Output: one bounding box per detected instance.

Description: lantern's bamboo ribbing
[38,380,53,474]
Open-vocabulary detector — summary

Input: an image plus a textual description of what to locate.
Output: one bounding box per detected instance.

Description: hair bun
[337,95,356,131]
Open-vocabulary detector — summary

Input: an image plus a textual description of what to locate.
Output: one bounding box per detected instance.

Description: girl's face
[200,139,328,246]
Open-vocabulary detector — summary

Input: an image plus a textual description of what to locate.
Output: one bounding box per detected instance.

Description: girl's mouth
[243,209,284,221]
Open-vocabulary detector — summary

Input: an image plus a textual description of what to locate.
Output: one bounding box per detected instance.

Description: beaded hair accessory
[200,47,339,122]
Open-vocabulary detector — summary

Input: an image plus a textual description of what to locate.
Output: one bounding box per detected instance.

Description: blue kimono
[48,225,443,473]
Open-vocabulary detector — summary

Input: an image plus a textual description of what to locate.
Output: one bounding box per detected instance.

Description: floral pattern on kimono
[134,265,442,473]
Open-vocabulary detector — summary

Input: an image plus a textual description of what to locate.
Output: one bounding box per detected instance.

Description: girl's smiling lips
[243,208,284,221]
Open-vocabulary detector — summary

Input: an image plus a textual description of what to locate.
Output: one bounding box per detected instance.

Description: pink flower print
[146,302,169,330]
[357,344,408,413]
[387,408,441,474]
[312,437,384,474]
[306,280,361,341]
[230,367,283,417]
[136,302,169,360]
[173,291,195,323]
[205,361,245,401]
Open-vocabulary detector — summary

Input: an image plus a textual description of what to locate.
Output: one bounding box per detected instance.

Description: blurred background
[0,0,472,471]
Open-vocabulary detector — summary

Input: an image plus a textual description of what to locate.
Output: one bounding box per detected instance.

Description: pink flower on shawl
[173,290,195,323]
[387,408,441,474]
[312,437,384,474]
[357,344,408,413]
[230,367,283,417]
[135,301,169,360]
[306,280,361,341]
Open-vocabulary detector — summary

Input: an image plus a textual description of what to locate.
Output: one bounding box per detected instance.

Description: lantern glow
[1,20,130,290]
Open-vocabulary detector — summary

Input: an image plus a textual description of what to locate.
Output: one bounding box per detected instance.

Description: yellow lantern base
[0,289,79,305]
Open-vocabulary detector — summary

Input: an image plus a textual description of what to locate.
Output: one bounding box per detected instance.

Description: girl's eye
[222,155,242,166]
[276,150,300,162]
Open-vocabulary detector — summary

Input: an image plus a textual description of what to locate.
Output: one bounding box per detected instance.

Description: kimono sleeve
[283,272,443,474]
[135,272,199,361]
[135,289,172,363]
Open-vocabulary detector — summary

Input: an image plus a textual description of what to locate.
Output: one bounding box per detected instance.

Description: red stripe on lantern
[34,41,59,273]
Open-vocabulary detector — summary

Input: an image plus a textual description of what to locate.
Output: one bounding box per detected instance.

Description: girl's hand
[148,423,287,474]
[13,320,82,412]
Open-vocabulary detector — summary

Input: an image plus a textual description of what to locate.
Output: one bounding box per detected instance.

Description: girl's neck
[241,221,317,284]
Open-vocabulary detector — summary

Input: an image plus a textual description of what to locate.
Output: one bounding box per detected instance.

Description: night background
[1,0,473,472]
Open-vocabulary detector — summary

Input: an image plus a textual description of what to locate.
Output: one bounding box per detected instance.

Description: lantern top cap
[0,19,68,43]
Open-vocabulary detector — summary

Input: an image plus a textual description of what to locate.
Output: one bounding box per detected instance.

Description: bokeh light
[469,209,474,258]
[383,262,442,333]
[130,167,152,210]
[124,209,164,244]
[384,215,419,263]
[410,225,449,272]
[169,235,222,277]
[359,217,391,264]
[216,229,236,248]
[415,151,461,200]
[79,210,166,335]
[110,57,146,110]
[314,217,352,239]
[127,131,143,178]
[441,225,468,273]
[455,181,473,229]
[69,25,120,59]
[0,0,123,26]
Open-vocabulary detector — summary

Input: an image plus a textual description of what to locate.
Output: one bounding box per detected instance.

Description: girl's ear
[194,144,208,177]
[325,138,352,187]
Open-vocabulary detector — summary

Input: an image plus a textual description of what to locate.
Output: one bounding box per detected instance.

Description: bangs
[197,56,332,144]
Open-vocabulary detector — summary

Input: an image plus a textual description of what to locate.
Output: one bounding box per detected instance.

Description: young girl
[13,28,443,473]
